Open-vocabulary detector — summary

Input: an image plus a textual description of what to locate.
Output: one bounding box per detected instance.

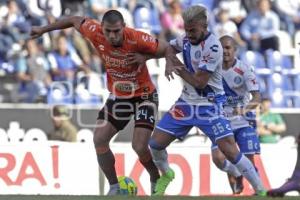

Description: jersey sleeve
[136,31,159,54]
[198,41,222,73]
[169,35,185,52]
[244,65,259,91]
[79,17,100,42]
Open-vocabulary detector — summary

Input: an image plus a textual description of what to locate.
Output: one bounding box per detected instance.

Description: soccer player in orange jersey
[31,10,172,195]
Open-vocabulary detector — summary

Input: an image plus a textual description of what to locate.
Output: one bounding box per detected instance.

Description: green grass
[0,195,298,200]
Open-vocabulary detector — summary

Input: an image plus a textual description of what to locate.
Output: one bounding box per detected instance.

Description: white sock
[222,160,242,177]
[150,148,170,174]
[107,183,120,195]
[110,183,120,189]
[234,154,265,192]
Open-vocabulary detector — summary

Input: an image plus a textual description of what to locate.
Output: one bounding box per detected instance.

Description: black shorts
[97,90,159,131]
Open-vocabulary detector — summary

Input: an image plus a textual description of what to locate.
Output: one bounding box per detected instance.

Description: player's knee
[93,132,109,147]
[218,146,238,163]
[132,142,148,155]
[217,137,239,162]
[212,154,225,169]
[223,150,239,163]
[149,138,165,150]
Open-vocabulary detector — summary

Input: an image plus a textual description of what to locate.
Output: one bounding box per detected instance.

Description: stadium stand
[0,0,299,109]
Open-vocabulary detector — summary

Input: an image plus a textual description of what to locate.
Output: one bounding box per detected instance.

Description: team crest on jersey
[195,50,201,59]
[234,76,243,84]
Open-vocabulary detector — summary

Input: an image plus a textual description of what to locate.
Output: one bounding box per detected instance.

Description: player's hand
[165,59,184,81]
[126,53,146,73]
[30,26,45,39]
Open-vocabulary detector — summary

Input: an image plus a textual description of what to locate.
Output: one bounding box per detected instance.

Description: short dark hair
[102,10,124,24]
[220,35,238,50]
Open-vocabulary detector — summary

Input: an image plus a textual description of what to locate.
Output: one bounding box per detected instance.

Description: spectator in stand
[257,96,287,143]
[61,0,86,16]
[48,105,77,142]
[26,0,62,26]
[88,0,111,20]
[182,0,218,12]
[160,0,184,41]
[60,28,91,65]
[217,0,247,27]
[240,0,280,53]
[1,0,30,52]
[16,39,52,103]
[88,0,134,28]
[213,8,246,49]
[47,34,85,82]
[274,0,300,36]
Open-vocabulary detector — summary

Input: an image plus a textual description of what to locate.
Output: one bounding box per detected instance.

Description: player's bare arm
[30,16,85,39]
[126,40,183,78]
[243,91,261,114]
[177,69,211,89]
[126,39,176,63]
[234,91,261,115]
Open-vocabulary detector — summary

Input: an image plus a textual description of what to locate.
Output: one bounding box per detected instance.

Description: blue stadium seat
[74,93,102,105]
[293,76,300,107]
[293,96,300,107]
[256,75,267,94]
[265,50,293,73]
[240,51,270,95]
[267,73,294,108]
[240,51,270,75]
[133,6,161,35]
[240,51,266,68]
[47,81,73,104]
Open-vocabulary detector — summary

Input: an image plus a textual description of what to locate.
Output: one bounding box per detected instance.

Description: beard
[189,32,206,45]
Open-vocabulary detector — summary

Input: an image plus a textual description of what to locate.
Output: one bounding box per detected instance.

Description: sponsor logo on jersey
[114,81,139,92]
[98,44,104,51]
[110,50,124,57]
[127,39,137,45]
[233,67,244,75]
[141,35,156,43]
[209,44,218,52]
[88,24,96,32]
[169,106,185,119]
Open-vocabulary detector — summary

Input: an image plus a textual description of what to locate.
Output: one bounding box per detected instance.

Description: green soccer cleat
[254,190,267,196]
[154,168,175,195]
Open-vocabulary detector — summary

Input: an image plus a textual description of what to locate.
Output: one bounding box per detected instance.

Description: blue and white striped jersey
[222,58,259,129]
[170,33,225,106]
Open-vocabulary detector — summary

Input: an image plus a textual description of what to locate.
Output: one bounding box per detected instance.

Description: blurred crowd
[0,0,299,107]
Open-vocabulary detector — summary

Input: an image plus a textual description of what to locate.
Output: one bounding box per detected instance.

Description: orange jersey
[79,18,158,98]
